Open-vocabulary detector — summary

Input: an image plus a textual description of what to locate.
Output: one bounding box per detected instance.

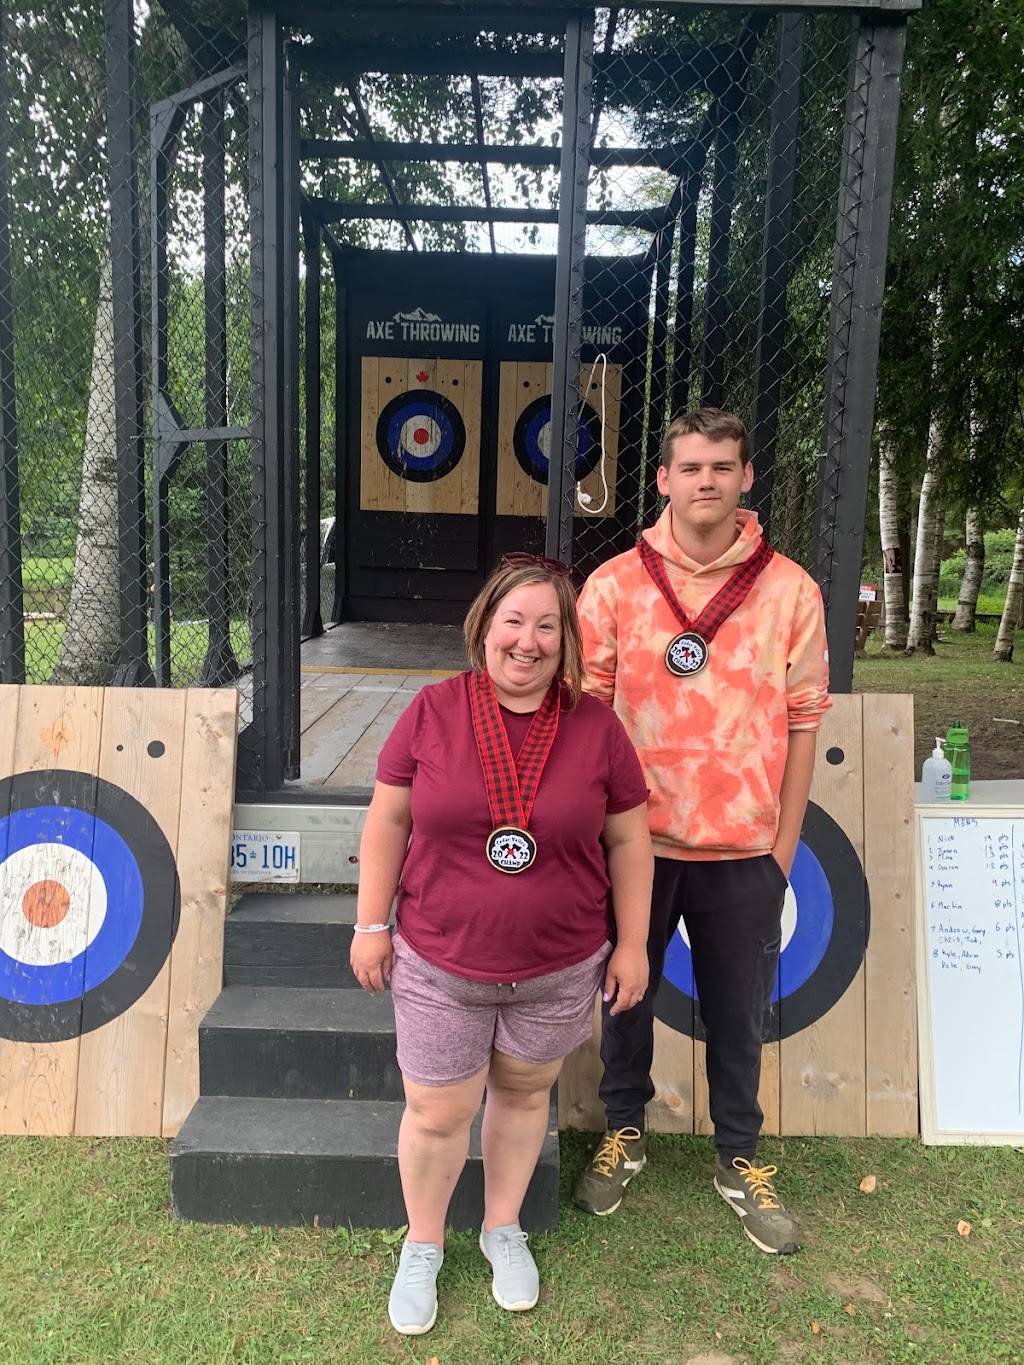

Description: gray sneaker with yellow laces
[714,1157,799,1254]
[571,1126,647,1216]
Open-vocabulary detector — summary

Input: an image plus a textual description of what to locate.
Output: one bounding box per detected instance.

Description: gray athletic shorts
[389,931,610,1088]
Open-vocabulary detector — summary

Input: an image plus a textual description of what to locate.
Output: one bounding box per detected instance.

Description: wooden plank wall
[360,357,481,514]
[0,685,237,1136]
[558,694,918,1137]
[496,361,621,517]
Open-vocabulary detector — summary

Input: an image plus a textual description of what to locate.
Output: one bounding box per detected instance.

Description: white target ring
[399,415,442,460]
[0,842,107,967]
[677,883,797,954]
[536,420,552,460]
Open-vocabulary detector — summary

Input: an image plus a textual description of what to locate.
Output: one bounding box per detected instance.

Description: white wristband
[352,922,392,934]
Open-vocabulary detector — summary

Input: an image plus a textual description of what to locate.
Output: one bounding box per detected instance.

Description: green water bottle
[945,721,970,801]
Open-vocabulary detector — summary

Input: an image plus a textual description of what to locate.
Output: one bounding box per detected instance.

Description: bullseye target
[654,801,869,1042]
[376,389,466,483]
[0,770,180,1043]
[512,395,603,486]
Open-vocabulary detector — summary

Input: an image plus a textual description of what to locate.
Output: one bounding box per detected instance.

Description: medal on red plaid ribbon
[468,671,561,873]
[638,536,774,676]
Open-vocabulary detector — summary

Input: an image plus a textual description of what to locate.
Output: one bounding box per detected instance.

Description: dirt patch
[684,1355,742,1365]
[825,1272,889,1305]
[912,695,1024,780]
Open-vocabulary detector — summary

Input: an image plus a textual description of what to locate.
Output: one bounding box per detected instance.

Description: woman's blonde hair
[463,556,584,707]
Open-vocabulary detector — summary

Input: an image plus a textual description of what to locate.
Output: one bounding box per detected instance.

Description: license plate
[230,831,301,882]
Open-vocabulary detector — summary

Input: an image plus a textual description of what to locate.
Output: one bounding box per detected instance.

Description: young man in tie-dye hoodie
[572,408,830,1254]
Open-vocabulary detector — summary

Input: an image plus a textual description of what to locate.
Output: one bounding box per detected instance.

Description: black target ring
[653,800,869,1042]
[0,769,180,1043]
[376,389,466,483]
[512,395,603,485]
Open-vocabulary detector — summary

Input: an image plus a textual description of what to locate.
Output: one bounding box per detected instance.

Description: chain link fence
[561,7,853,580]
[0,2,903,784]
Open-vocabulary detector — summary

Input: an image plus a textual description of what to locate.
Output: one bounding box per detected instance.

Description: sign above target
[376,388,466,483]
[654,801,869,1042]
[512,395,603,486]
[0,769,180,1044]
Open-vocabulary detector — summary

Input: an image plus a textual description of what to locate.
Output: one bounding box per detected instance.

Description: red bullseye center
[413,426,430,445]
[22,879,71,929]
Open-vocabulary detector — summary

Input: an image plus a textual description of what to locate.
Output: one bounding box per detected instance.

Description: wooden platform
[295,668,455,790]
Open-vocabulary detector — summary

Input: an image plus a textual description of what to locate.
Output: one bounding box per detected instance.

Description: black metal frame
[0,0,917,788]
[0,4,23,686]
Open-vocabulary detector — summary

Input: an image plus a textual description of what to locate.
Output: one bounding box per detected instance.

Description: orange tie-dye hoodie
[577,506,831,862]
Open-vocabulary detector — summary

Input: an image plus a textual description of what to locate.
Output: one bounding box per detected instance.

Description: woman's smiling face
[483,582,563,710]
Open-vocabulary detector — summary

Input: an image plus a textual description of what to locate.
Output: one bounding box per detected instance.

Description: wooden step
[170,1096,560,1231]
[200,986,402,1102]
[224,892,362,988]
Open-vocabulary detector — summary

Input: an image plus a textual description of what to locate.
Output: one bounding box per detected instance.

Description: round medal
[665,631,709,676]
[486,826,537,875]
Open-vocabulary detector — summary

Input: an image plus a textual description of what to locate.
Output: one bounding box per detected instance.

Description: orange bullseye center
[22,880,70,929]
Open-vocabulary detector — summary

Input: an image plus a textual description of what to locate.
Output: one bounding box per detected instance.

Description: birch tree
[993,498,1024,663]
[951,506,985,631]
[905,465,939,655]
[878,437,908,650]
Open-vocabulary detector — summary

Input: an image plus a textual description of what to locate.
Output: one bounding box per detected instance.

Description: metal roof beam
[300,138,696,171]
[311,199,669,230]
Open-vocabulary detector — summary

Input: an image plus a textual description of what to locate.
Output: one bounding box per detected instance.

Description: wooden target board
[0,684,237,1136]
[496,361,622,518]
[360,357,482,516]
[559,694,919,1138]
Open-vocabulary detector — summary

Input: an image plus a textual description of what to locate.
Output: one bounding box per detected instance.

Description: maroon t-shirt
[376,672,649,983]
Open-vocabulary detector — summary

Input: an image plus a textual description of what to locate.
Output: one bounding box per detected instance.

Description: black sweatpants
[599,854,787,1163]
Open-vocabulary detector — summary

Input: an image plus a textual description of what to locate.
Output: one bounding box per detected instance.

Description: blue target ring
[654,801,868,1041]
[0,770,180,1043]
[0,805,143,1005]
[513,395,603,485]
[376,389,466,483]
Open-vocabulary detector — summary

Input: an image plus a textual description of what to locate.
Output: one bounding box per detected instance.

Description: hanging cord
[576,352,610,515]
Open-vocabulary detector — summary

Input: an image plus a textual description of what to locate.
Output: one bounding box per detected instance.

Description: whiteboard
[917,814,1024,1143]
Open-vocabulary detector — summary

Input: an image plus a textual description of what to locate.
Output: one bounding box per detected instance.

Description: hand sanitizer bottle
[921,738,952,802]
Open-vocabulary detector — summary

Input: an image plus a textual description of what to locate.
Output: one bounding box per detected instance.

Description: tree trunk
[928,504,946,640]
[905,460,940,655]
[993,497,1024,663]
[50,245,121,685]
[951,506,985,631]
[879,437,908,649]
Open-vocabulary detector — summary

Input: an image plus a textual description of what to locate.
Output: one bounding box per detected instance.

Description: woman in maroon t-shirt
[350,556,652,1337]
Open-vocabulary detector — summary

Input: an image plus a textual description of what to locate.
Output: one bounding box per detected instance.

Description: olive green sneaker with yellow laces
[572,1127,646,1216]
[714,1157,799,1254]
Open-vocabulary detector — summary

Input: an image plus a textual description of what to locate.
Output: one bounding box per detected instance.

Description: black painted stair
[170,892,561,1230]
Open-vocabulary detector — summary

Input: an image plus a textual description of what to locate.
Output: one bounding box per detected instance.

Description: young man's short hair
[660,408,750,468]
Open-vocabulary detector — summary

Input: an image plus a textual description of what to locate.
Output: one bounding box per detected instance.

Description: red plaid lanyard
[638,536,773,641]
[468,670,561,832]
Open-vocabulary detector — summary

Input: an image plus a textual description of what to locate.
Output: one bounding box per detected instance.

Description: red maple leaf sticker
[416,370,429,383]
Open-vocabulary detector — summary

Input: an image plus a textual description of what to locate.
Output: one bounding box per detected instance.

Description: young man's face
[656,432,753,539]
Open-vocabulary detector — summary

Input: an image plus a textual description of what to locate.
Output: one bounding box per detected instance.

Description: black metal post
[301,213,323,639]
[0,9,24,685]
[749,12,806,536]
[644,224,675,514]
[199,90,242,686]
[281,55,301,780]
[669,168,702,421]
[242,5,288,792]
[546,10,594,563]
[814,16,908,692]
[330,251,347,625]
[701,98,740,410]
[106,0,154,686]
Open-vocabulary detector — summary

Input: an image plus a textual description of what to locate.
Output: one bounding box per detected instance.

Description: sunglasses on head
[499,552,572,578]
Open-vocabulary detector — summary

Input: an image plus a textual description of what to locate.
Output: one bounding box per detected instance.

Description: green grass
[0,1134,1021,1364]
[853,619,1024,781]
[22,618,252,688]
